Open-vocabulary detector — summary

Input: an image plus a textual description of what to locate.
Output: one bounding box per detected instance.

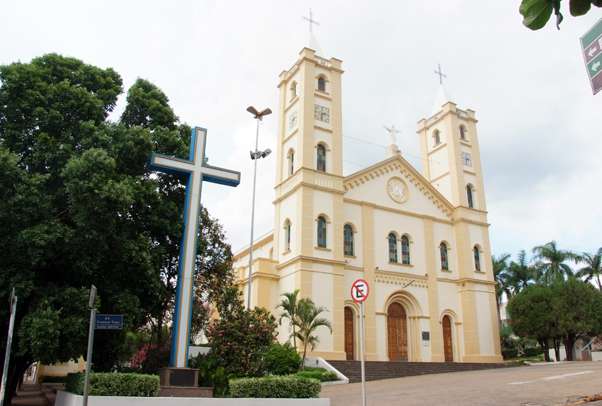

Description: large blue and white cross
[150,127,240,368]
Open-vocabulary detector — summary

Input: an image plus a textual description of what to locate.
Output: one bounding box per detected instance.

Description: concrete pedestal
[159,367,212,398]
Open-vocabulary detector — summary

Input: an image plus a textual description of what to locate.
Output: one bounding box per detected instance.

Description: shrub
[189,353,230,397]
[207,303,277,377]
[64,372,159,397]
[296,367,338,382]
[523,346,543,357]
[230,376,321,398]
[502,348,518,359]
[262,343,301,376]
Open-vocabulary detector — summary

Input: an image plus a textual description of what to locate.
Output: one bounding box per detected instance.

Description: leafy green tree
[294,298,332,366]
[277,289,301,349]
[507,285,558,361]
[532,241,579,284]
[520,0,602,31]
[551,279,602,360]
[0,55,234,403]
[576,248,602,290]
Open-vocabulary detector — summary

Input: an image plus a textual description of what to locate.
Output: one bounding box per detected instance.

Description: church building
[233,47,502,363]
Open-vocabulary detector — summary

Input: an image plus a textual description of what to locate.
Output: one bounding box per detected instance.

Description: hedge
[65,372,159,397]
[296,367,338,382]
[230,376,321,398]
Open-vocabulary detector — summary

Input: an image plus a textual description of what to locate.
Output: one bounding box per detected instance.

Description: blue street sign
[95,314,123,330]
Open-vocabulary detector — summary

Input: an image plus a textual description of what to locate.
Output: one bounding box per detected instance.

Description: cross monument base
[158,367,212,398]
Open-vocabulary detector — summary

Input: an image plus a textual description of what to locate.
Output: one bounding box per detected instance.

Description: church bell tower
[417,91,487,212]
[271,47,347,359]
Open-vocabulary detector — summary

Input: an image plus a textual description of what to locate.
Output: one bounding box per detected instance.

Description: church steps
[326,360,513,383]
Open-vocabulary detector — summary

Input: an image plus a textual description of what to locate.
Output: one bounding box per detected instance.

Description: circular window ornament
[387,177,409,204]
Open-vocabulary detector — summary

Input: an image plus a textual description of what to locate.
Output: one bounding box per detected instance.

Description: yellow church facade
[233,47,502,363]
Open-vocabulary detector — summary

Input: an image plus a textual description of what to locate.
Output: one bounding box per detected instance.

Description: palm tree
[294,298,332,366]
[277,289,300,349]
[493,253,511,304]
[576,248,602,290]
[532,241,579,284]
[492,253,511,329]
[507,250,535,293]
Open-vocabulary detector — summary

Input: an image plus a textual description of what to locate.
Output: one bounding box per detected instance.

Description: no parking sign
[351,278,369,303]
[350,278,368,406]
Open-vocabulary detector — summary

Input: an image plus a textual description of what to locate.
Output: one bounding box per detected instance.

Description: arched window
[344,224,354,256]
[433,130,441,146]
[317,76,326,92]
[284,220,291,251]
[466,184,474,209]
[474,246,481,272]
[290,81,297,100]
[459,125,467,140]
[287,149,295,176]
[388,233,398,263]
[316,144,326,172]
[401,235,410,265]
[317,216,327,248]
[440,242,449,271]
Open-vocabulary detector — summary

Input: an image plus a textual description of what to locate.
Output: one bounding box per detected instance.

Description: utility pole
[0,289,17,406]
[83,285,96,406]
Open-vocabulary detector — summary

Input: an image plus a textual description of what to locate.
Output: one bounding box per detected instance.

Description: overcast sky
[2,1,602,261]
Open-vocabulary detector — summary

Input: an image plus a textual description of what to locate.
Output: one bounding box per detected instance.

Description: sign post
[83,285,96,406]
[0,289,17,406]
[581,18,602,95]
[351,279,369,406]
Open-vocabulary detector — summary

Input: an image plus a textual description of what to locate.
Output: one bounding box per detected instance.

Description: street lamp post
[245,106,272,310]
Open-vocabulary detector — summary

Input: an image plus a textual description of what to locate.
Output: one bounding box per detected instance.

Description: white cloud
[2,0,601,257]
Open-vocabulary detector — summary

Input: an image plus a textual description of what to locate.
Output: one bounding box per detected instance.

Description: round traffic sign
[351,278,370,303]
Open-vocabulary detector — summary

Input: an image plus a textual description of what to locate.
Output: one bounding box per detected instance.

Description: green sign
[581,19,602,95]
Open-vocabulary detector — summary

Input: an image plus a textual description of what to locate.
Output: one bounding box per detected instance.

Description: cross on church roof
[303,9,320,34]
[434,63,447,85]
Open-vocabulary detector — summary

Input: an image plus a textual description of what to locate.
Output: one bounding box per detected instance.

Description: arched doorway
[387,302,408,361]
[442,315,453,362]
[344,307,354,360]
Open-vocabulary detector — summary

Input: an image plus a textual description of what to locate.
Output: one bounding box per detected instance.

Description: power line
[342,134,443,166]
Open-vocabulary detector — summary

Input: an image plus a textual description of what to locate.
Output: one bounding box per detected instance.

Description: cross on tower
[383,125,401,146]
[434,63,447,85]
[303,9,320,34]
[150,127,240,368]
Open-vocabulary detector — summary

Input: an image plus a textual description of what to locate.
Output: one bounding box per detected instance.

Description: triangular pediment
[343,154,454,219]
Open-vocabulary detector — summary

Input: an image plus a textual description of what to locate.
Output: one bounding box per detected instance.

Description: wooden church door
[344,307,354,360]
[387,303,408,361]
[442,315,454,362]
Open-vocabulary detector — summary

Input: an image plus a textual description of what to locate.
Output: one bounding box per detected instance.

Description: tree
[206,287,277,377]
[532,241,579,284]
[520,0,602,31]
[507,250,536,294]
[492,253,511,328]
[294,298,332,366]
[120,78,234,349]
[507,285,559,361]
[551,279,602,360]
[576,248,602,290]
[278,290,301,349]
[0,54,234,402]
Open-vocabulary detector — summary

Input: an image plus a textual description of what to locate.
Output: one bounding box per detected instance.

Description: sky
[2,1,602,261]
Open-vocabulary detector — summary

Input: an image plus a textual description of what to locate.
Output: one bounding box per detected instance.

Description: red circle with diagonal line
[351,278,370,303]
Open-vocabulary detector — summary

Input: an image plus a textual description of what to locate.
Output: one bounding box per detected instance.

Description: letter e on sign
[351,279,370,303]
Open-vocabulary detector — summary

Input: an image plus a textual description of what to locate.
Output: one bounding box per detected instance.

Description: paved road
[322,362,602,406]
